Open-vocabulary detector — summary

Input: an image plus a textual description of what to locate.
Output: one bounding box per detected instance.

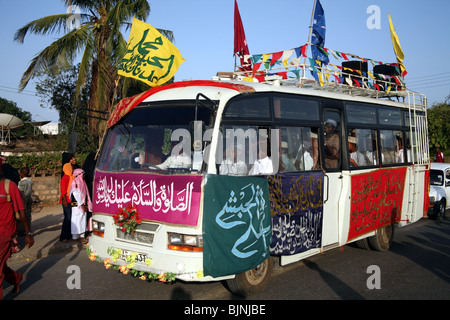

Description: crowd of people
[0,152,93,299]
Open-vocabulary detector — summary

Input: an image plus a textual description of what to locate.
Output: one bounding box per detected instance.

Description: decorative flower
[119,265,129,274]
[196,270,204,279]
[139,274,147,281]
[104,258,112,269]
[158,273,167,282]
[145,258,153,266]
[113,204,142,235]
[89,252,97,261]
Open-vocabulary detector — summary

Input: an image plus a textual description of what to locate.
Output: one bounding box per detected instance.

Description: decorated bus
[86,0,429,297]
[88,77,429,296]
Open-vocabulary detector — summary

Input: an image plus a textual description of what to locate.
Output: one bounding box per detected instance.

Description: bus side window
[323,113,341,170]
[279,127,319,172]
[380,130,403,165]
[348,129,377,167]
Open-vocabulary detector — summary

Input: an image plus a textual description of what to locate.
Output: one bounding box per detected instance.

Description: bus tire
[368,224,394,252]
[355,238,371,250]
[226,257,273,297]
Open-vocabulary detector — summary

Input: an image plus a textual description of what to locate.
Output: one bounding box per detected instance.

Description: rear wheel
[226,257,273,297]
[368,224,394,251]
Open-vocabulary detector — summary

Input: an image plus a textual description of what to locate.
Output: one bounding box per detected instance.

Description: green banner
[203,174,272,278]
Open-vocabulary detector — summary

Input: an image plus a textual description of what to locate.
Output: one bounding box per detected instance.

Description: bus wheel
[226,257,273,297]
[355,238,371,250]
[368,224,394,252]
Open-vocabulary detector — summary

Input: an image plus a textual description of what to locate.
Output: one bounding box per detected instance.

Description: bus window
[223,95,271,119]
[380,130,403,165]
[379,107,402,126]
[279,126,319,172]
[273,95,320,121]
[348,129,378,167]
[346,103,377,124]
[323,112,341,170]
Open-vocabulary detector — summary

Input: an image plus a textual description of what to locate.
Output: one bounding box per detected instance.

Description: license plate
[118,250,148,263]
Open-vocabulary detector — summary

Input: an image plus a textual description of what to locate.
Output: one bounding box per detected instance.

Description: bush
[6,152,88,176]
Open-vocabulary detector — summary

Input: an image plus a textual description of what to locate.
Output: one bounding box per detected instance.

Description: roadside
[8,202,85,264]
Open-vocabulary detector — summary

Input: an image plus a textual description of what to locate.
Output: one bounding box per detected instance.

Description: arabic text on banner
[118,18,185,87]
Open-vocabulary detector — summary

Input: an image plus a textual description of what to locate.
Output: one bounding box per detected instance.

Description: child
[69,168,92,244]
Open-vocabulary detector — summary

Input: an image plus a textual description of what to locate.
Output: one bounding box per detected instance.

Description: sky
[0,0,449,124]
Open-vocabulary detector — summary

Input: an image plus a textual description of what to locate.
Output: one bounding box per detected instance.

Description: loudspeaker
[341,61,368,86]
[373,64,403,91]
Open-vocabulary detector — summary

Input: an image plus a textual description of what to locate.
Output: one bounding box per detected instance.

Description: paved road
[3,215,449,302]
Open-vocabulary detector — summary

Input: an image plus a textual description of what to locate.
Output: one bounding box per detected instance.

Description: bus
[88,75,429,296]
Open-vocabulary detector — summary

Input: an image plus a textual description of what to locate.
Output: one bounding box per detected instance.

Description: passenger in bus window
[396,135,405,163]
[324,119,340,169]
[220,143,248,176]
[280,141,296,172]
[294,139,314,171]
[348,136,366,167]
[249,139,273,175]
[380,131,396,164]
[156,141,191,170]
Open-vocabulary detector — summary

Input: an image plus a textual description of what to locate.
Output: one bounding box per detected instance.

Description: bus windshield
[97,101,214,173]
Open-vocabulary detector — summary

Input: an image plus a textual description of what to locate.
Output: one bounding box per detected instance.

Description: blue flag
[311,0,329,65]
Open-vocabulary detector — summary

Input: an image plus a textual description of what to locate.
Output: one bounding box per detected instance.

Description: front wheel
[226,257,273,297]
[368,224,394,252]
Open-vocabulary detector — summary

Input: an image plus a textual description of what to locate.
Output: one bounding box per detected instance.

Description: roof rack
[232,62,427,112]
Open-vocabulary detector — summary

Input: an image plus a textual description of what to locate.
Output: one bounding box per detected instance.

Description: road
[3,216,449,303]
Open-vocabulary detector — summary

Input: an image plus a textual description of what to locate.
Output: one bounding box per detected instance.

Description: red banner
[348,167,407,241]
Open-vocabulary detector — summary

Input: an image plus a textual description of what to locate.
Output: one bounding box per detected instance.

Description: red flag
[234,0,251,71]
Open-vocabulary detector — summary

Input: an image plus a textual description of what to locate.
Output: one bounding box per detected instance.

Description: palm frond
[14,13,90,43]
[19,24,92,91]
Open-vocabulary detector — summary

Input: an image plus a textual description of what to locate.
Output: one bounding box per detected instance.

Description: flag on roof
[388,13,406,77]
[311,0,329,65]
[234,0,252,71]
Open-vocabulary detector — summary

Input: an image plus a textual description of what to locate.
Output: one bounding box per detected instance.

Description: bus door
[321,108,343,248]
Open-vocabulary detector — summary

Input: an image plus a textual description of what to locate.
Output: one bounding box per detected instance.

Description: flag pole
[301,0,317,84]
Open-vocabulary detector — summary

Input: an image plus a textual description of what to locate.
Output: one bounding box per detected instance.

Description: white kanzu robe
[70,189,86,237]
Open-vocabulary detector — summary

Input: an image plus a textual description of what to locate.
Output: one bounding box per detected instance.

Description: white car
[428,163,450,219]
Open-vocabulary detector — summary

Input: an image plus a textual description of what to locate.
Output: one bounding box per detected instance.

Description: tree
[427,100,450,152]
[0,97,33,138]
[14,0,173,139]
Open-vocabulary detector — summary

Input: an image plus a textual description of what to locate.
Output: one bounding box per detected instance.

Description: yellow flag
[118,18,185,87]
[388,13,406,75]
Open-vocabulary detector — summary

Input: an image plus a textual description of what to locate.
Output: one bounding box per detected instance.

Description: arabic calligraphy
[118,29,175,84]
[268,172,324,255]
[215,183,272,259]
[94,172,202,226]
[348,168,407,241]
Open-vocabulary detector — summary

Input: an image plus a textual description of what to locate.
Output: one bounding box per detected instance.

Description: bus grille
[115,222,160,246]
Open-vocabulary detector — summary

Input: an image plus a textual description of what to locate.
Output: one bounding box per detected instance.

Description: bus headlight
[168,233,203,252]
[92,219,105,238]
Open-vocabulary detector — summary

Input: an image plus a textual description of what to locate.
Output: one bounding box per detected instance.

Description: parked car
[428,163,450,219]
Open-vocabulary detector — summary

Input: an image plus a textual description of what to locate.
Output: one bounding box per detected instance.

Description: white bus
[89,77,429,296]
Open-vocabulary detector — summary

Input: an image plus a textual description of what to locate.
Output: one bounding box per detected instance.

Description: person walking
[435,147,445,163]
[0,168,34,299]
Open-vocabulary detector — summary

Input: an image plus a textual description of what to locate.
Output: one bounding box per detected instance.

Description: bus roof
[108,79,426,128]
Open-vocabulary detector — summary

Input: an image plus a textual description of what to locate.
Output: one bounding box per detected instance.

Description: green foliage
[428,100,450,157]
[6,152,88,175]
[0,97,34,138]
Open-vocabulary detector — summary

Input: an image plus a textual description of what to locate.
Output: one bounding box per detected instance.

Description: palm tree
[14,0,173,137]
